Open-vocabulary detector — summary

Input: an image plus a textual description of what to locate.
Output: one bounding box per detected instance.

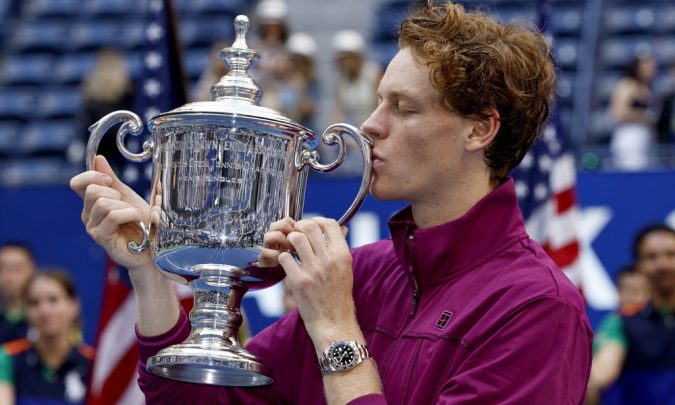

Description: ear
[465,109,500,153]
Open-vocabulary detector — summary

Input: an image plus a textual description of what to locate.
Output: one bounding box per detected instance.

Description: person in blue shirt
[0,269,93,405]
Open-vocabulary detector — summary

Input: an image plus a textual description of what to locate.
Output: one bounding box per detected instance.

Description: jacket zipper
[406,233,420,317]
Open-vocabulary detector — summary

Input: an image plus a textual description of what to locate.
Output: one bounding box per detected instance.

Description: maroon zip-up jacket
[137,179,593,404]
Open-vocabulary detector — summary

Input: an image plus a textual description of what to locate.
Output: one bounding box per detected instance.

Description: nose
[360,104,386,140]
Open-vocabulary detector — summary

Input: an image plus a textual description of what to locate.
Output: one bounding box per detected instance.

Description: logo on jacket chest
[434,310,454,330]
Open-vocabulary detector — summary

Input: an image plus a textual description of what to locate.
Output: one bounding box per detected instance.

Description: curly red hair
[399,2,557,181]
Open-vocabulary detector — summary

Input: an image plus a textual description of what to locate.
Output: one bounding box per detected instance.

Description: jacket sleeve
[437,297,593,405]
[136,308,312,404]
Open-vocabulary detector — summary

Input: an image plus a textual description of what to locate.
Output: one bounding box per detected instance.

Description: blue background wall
[1,170,674,343]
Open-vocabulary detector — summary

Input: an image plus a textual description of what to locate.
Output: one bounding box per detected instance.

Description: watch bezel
[327,341,359,370]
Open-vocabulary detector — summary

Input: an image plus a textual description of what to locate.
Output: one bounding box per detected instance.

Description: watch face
[328,342,357,370]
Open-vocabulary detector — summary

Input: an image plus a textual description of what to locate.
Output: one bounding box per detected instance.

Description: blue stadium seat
[38,88,82,119]
[22,0,80,18]
[9,21,69,53]
[652,36,675,66]
[180,17,234,48]
[0,121,21,155]
[53,53,97,84]
[554,38,580,70]
[190,0,247,14]
[0,54,53,85]
[604,5,656,34]
[84,0,145,16]
[599,36,653,68]
[122,20,145,50]
[0,88,37,121]
[69,21,123,51]
[490,7,537,25]
[184,48,210,81]
[557,72,575,107]
[16,121,79,155]
[0,157,77,185]
[550,6,582,35]
[654,4,675,33]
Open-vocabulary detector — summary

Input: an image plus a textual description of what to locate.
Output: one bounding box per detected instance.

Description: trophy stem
[147,264,272,386]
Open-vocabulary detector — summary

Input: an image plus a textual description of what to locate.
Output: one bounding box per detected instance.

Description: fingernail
[102,175,113,185]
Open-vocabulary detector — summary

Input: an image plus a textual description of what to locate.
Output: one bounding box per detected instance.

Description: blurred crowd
[78,0,383,177]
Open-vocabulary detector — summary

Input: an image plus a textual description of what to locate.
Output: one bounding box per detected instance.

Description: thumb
[93,155,117,178]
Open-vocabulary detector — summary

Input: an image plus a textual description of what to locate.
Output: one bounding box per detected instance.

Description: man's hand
[70,155,153,271]
[258,217,296,268]
[277,218,358,347]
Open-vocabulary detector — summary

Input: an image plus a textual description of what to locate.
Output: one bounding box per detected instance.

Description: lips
[371,151,383,167]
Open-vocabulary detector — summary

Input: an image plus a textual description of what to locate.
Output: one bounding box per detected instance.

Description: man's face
[0,247,35,300]
[361,48,474,203]
[636,231,675,296]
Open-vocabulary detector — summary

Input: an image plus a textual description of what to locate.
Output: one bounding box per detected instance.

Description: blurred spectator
[587,224,675,405]
[0,269,92,405]
[587,266,649,405]
[279,32,319,129]
[609,54,658,170]
[327,30,382,176]
[615,265,650,313]
[331,30,381,127]
[79,48,135,172]
[251,0,290,110]
[657,61,675,146]
[0,243,36,345]
[191,41,230,102]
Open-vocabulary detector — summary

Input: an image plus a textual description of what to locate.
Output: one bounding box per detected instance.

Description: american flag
[87,1,191,404]
[511,0,582,287]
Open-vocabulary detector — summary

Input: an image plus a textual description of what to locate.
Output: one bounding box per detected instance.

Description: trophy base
[147,342,272,387]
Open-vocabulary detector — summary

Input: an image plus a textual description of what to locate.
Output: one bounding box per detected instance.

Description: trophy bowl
[85,15,372,386]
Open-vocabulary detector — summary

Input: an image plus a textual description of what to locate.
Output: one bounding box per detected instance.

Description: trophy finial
[210,14,262,105]
[232,15,250,49]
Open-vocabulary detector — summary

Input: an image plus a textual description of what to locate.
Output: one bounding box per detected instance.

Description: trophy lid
[151,15,309,133]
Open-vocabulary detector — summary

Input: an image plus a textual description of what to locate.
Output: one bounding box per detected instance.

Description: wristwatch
[319,340,371,376]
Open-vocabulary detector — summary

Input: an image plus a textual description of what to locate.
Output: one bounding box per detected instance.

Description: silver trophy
[85,15,372,386]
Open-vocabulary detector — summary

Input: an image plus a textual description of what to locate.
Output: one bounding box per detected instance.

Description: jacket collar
[388,178,528,289]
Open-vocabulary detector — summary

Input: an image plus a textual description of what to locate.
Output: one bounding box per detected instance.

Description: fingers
[313,218,350,251]
[82,184,122,224]
[70,170,113,199]
[286,230,318,267]
[93,155,144,203]
[268,217,296,234]
[263,229,294,251]
[258,217,297,267]
[278,251,303,280]
[88,198,136,231]
[293,220,330,258]
[87,204,142,245]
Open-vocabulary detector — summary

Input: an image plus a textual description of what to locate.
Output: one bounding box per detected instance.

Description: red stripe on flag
[88,345,139,405]
[554,187,576,214]
[97,260,132,329]
[543,240,580,269]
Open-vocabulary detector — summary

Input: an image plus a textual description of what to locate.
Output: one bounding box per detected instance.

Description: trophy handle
[297,124,373,225]
[86,110,152,254]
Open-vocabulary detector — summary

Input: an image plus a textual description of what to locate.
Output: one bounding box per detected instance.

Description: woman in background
[609,54,658,170]
[0,270,93,405]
